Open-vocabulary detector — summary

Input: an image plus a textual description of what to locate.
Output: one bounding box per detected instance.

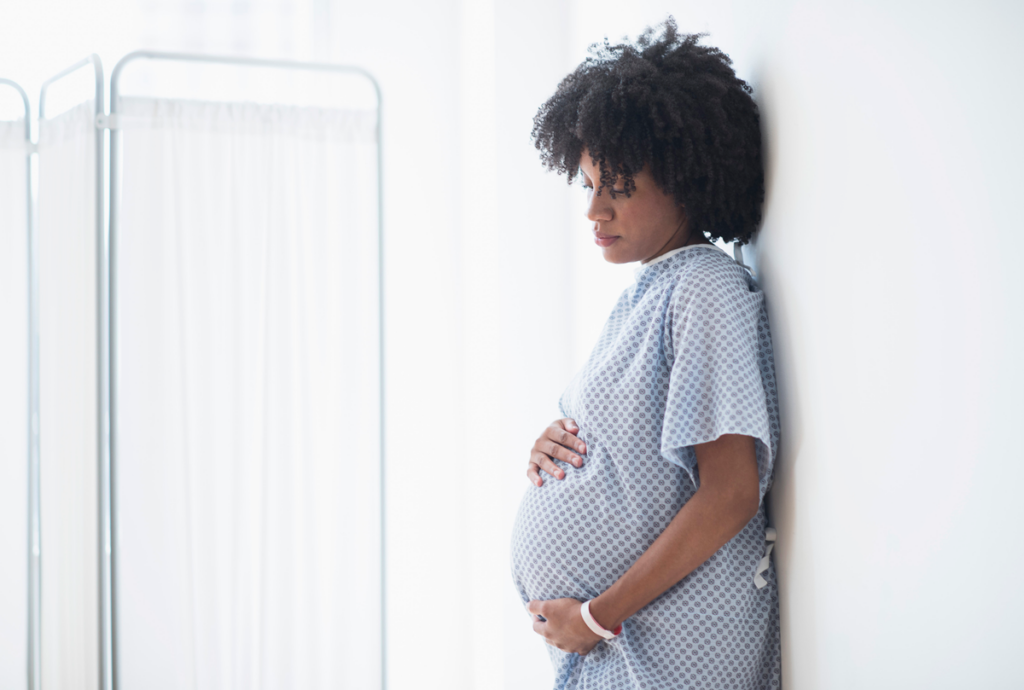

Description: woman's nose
[585,190,613,222]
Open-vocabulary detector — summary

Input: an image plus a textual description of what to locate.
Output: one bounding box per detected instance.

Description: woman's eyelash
[581,184,626,194]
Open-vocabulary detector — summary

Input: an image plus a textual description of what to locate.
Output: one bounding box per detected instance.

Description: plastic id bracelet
[580,600,622,639]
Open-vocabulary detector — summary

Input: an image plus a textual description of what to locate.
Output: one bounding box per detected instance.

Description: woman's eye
[580,184,625,195]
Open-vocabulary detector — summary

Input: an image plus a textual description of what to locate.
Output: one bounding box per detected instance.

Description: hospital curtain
[37,101,101,690]
[0,116,29,688]
[115,97,381,689]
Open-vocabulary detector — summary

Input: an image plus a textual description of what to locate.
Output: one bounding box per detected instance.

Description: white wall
[752,2,1024,687]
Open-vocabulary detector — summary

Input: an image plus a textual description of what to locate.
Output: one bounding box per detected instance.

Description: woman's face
[579,149,695,264]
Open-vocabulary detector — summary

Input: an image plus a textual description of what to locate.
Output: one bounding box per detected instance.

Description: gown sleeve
[659,256,777,503]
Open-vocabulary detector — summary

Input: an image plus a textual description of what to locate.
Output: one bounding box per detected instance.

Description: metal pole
[108,50,385,690]
[109,49,381,88]
[38,55,102,121]
[1,74,37,690]
[37,54,105,690]
[373,78,386,690]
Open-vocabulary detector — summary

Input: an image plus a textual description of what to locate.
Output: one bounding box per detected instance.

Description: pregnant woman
[510,20,781,690]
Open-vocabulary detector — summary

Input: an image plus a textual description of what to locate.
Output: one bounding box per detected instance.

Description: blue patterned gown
[511,245,781,690]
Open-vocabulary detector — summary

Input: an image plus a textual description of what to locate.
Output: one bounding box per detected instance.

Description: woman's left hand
[527,598,604,655]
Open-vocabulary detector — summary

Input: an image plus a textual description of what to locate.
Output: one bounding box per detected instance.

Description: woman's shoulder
[664,245,760,308]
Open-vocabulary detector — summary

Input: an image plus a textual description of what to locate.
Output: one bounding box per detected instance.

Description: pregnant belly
[510,444,692,604]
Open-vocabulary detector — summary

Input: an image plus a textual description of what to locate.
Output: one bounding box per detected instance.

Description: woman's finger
[526,463,543,487]
[546,425,587,456]
[526,452,558,482]
[543,440,583,469]
[532,597,548,630]
[534,451,566,480]
[557,428,587,455]
[557,418,580,433]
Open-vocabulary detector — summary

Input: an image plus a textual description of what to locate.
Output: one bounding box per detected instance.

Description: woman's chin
[600,245,635,264]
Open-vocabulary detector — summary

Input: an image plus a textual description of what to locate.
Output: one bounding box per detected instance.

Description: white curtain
[36,100,100,687]
[37,101,100,690]
[115,97,381,690]
[0,116,29,689]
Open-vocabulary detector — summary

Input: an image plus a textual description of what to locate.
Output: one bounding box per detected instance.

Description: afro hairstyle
[531,18,764,245]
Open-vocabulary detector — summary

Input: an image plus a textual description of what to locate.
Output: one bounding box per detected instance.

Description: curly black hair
[531,18,763,245]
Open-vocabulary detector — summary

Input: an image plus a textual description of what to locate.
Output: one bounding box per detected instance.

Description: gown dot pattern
[511,245,781,690]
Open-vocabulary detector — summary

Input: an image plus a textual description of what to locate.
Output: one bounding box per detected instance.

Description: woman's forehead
[577,153,610,178]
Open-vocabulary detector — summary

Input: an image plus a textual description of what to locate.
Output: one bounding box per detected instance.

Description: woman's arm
[528,433,760,655]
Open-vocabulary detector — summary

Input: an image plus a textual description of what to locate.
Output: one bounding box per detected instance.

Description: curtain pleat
[0,119,29,689]
[37,100,101,690]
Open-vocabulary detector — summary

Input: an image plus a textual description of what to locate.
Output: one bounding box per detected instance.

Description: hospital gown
[511,245,781,690]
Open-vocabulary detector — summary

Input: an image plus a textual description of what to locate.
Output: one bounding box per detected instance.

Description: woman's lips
[594,235,619,247]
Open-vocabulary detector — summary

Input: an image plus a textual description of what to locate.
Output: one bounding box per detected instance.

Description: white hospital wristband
[580,600,622,640]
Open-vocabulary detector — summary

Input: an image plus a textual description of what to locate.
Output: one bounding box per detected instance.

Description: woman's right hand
[527,418,587,487]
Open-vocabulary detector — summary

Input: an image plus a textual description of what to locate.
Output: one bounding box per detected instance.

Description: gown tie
[753,527,777,590]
